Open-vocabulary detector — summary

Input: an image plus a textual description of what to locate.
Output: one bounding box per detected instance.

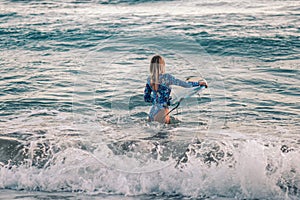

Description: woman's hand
[199,81,208,88]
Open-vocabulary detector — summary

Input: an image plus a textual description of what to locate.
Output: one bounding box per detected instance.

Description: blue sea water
[0,0,299,199]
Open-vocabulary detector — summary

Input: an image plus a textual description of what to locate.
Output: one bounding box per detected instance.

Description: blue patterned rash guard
[144,73,199,121]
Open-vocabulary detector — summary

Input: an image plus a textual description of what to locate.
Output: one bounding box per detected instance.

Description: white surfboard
[170,76,206,105]
[170,85,206,105]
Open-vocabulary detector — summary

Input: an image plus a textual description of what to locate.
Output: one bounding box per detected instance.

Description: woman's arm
[166,74,199,88]
[144,83,152,102]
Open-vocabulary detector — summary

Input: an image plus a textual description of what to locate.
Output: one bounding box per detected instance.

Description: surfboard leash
[164,98,183,117]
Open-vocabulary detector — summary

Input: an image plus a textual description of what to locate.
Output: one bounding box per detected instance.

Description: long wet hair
[150,55,165,91]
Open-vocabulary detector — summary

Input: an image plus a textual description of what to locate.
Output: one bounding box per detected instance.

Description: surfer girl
[144,55,208,124]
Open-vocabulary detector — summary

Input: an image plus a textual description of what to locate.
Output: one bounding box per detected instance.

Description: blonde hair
[150,55,165,91]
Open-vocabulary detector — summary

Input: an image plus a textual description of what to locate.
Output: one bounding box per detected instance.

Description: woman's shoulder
[162,73,173,78]
[162,73,176,81]
[160,73,175,85]
[146,76,151,84]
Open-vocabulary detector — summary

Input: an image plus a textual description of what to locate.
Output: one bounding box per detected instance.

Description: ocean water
[0,0,299,199]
